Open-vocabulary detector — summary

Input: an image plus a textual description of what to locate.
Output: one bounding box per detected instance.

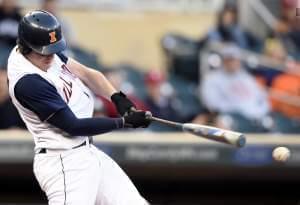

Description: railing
[248,0,277,29]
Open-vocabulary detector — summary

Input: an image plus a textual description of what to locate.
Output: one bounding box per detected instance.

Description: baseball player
[7,10,151,205]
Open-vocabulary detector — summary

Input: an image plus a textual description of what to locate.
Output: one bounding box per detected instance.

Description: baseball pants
[33,143,148,205]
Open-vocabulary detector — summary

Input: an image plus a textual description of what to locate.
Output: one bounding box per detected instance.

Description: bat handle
[147,114,182,129]
[130,108,182,129]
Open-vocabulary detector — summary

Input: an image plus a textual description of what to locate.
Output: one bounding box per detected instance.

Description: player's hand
[111,91,136,116]
[123,110,151,128]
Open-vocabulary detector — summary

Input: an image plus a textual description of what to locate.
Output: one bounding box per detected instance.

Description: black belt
[38,138,92,154]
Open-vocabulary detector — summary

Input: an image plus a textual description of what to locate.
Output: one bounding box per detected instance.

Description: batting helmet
[18,10,66,55]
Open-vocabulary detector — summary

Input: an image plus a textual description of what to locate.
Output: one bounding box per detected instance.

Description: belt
[38,138,92,154]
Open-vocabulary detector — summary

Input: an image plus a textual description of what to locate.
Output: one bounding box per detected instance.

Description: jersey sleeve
[14,74,67,121]
[57,52,68,64]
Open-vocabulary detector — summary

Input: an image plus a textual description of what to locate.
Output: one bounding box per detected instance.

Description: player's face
[26,51,55,71]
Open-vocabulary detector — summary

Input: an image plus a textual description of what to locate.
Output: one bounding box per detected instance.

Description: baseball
[272,147,290,162]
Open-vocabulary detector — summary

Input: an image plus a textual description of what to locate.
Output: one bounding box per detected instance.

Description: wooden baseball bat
[148,115,246,148]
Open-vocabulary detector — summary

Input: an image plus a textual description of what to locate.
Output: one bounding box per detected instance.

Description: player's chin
[43,61,53,69]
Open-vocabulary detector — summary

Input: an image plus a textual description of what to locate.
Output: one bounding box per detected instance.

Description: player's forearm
[67,58,117,99]
[83,68,117,99]
[47,107,124,137]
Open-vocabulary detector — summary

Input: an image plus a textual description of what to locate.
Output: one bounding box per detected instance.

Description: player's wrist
[111,91,136,116]
[115,118,125,129]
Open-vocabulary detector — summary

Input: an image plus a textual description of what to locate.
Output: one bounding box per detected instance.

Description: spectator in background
[144,70,185,131]
[206,4,259,51]
[251,37,286,86]
[0,0,24,129]
[269,58,300,133]
[247,36,300,133]
[274,0,300,59]
[207,4,246,47]
[0,0,22,68]
[0,69,24,129]
[95,69,148,117]
[200,44,272,132]
[0,0,21,47]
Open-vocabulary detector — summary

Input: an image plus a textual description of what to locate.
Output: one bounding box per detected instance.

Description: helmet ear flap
[16,38,32,55]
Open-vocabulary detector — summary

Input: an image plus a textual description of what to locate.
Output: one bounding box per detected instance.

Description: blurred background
[1,0,300,204]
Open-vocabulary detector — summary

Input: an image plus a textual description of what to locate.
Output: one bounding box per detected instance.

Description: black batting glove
[111,91,136,116]
[123,110,151,128]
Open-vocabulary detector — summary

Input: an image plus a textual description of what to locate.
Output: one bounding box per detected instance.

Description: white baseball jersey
[7,47,148,205]
[7,46,94,151]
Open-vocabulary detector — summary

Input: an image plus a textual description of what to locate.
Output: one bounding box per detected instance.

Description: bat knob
[145,111,152,120]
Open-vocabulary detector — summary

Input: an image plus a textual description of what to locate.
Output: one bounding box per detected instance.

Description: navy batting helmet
[18,10,66,55]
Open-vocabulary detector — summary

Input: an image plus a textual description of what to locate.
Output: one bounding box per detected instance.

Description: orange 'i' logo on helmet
[49,31,57,43]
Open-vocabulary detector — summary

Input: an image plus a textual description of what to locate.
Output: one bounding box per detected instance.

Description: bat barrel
[147,114,247,148]
[182,123,246,148]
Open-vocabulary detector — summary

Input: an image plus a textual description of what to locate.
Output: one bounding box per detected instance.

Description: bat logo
[49,31,57,43]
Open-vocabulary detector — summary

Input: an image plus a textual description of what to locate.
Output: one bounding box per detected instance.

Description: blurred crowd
[1,0,300,133]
